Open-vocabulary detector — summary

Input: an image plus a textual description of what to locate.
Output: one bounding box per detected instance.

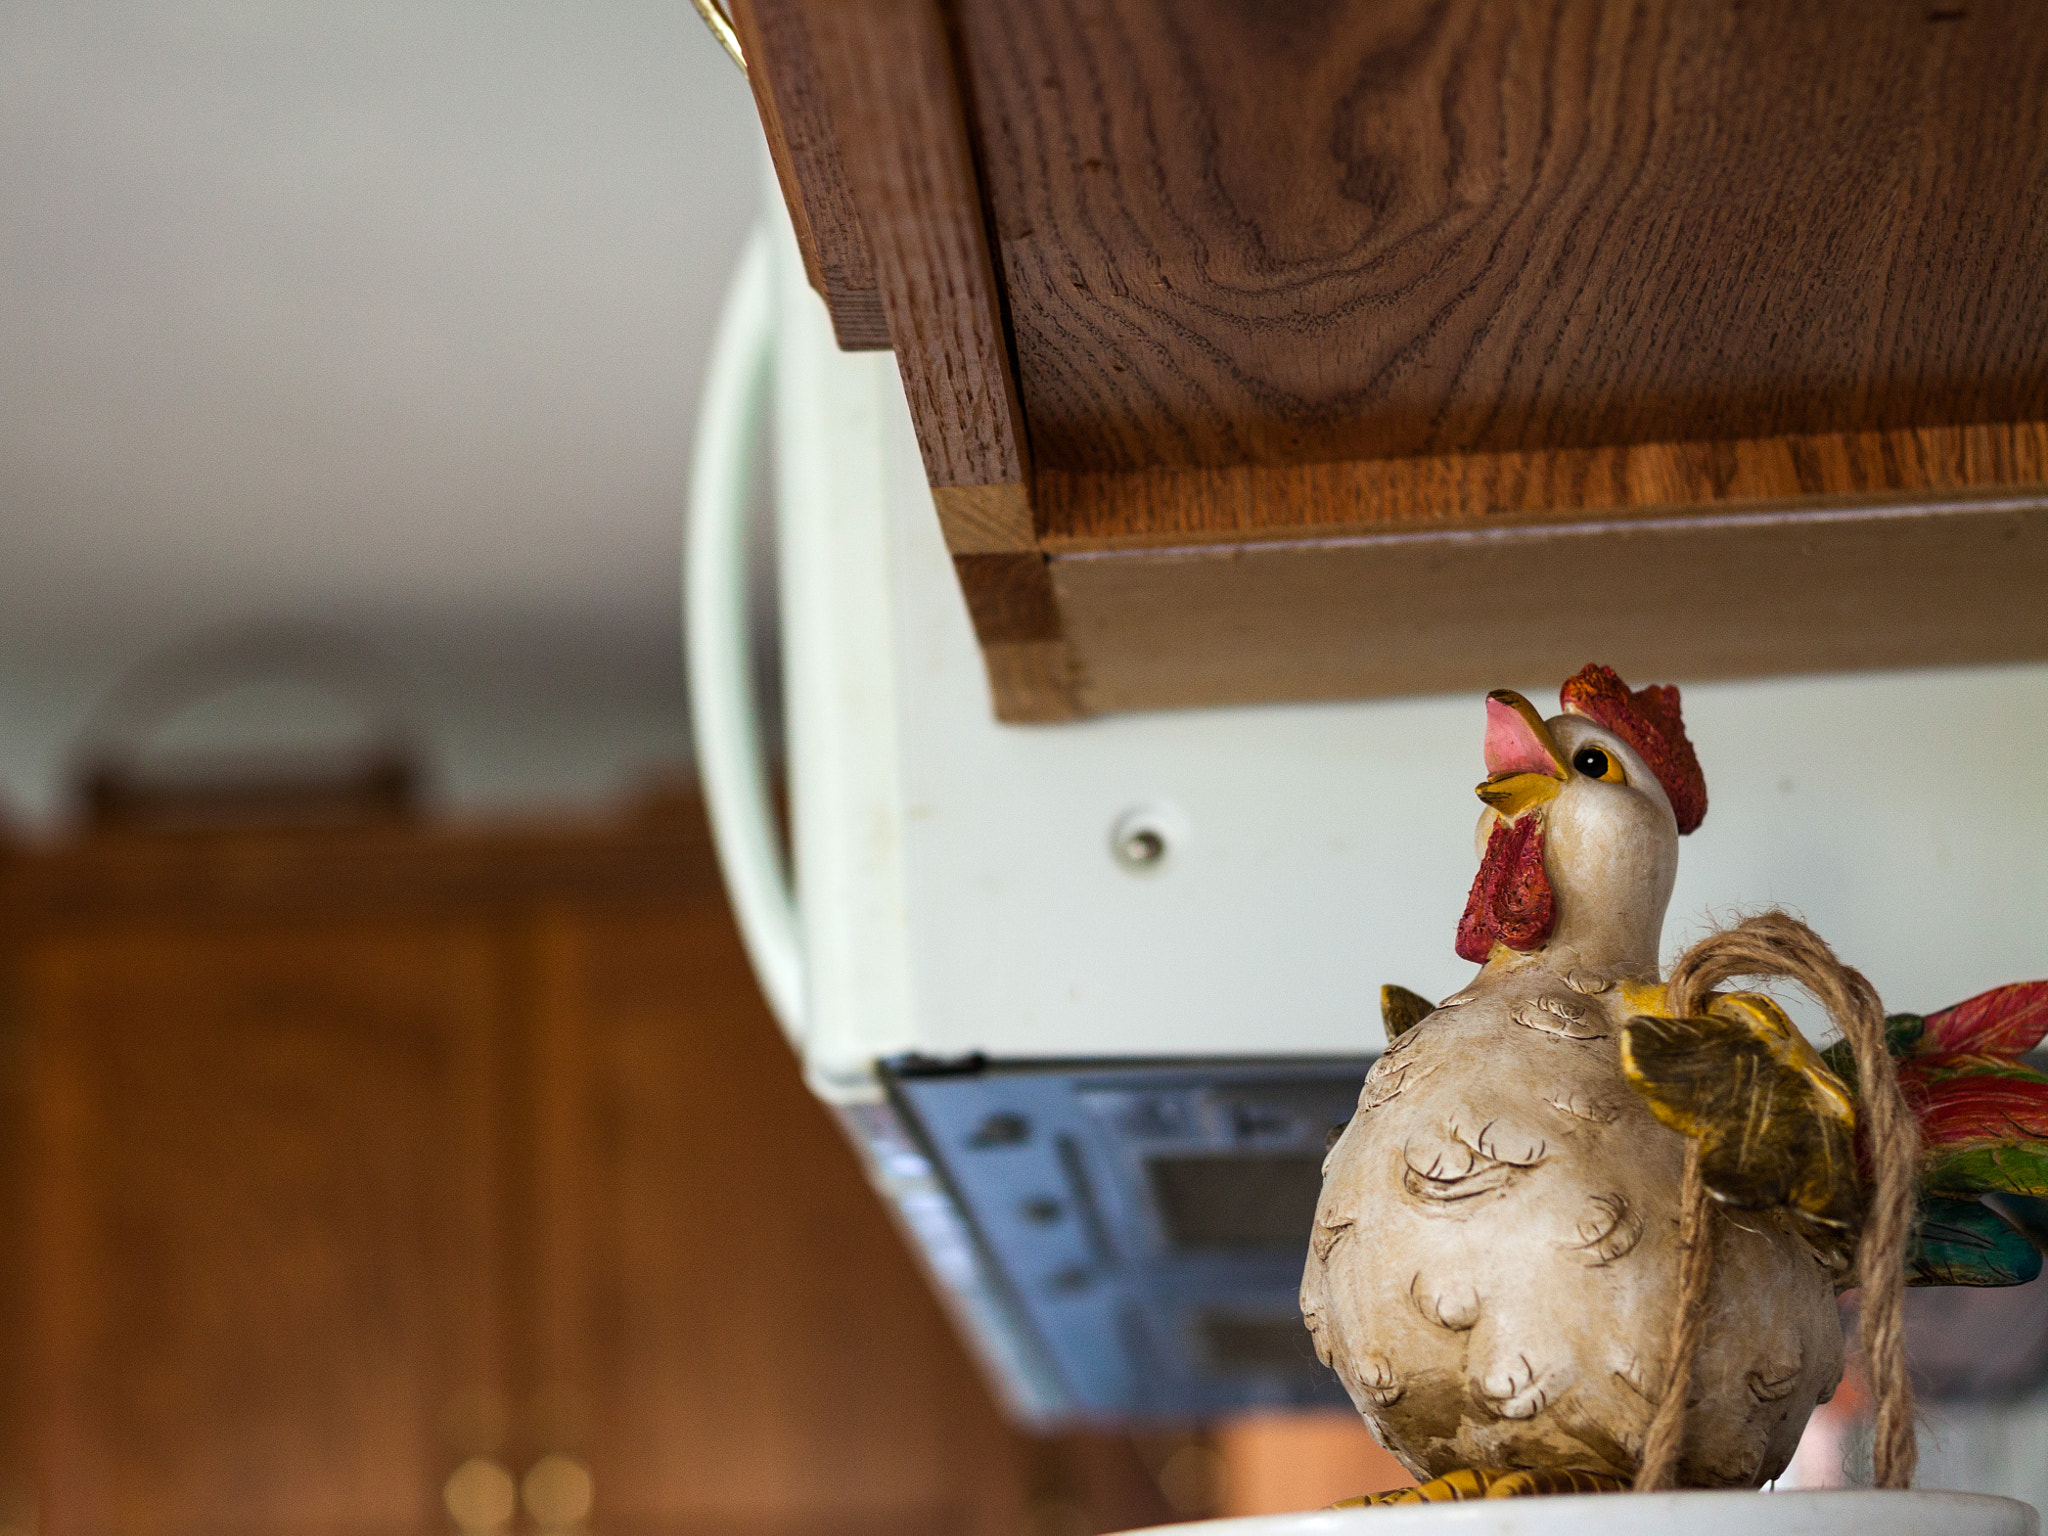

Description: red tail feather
[1910,1075,2048,1150]
[1924,980,2048,1056]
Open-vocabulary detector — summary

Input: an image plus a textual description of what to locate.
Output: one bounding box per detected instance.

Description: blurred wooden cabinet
[0,803,1176,1536]
[23,918,508,1535]
[524,905,1031,1536]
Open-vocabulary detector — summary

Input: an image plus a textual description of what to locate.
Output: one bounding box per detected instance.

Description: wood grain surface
[956,0,2048,472]
[792,0,1034,533]
[1048,497,2048,711]
[730,0,891,351]
[952,553,1084,720]
[26,919,509,1535]
[1036,422,2048,548]
[954,553,1064,643]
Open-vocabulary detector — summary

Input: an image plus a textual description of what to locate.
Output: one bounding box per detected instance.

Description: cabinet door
[27,920,509,1536]
[527,901,1031,1536]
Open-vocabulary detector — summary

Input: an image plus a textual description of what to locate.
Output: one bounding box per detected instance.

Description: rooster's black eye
[1572,747,1612,779]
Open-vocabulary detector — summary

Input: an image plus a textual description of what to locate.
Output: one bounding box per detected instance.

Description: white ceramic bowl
[1111,1489,2039,1536]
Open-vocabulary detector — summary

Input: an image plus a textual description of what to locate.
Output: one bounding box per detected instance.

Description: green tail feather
[1908,1196,2043,1287]
[1818,1013,1926,1084]
[1926,1142,2048,1198]
[1801,1009,2048,1285]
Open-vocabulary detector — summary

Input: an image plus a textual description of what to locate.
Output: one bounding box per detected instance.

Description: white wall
[0,1,764,827]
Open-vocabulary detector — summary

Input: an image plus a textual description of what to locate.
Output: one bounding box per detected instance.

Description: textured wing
[1621,1002,1859,1254]
[1380,984,1435,1043]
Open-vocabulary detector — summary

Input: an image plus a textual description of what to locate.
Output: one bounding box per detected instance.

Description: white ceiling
[0,0,764,824]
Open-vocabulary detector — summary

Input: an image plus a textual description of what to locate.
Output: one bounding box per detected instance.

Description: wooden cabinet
[24,920,508,1535]
[730,0,2048,719]
[524,904,1026,1536]
[0,807,1180,1536]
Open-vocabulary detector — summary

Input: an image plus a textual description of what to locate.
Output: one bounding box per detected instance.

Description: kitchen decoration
[1301,664,2048,1502]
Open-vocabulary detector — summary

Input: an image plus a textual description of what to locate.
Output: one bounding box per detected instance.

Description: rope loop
[1632,911,1918,1492]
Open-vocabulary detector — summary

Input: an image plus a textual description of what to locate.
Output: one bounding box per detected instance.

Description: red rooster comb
[1559,663,1707,834]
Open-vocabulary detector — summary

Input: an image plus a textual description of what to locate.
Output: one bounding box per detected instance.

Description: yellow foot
[1333,1467,1631,1507]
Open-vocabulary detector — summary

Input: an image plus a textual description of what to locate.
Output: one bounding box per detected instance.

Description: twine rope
[1634,1140,1718,1489]
[1631,911,1918,1492]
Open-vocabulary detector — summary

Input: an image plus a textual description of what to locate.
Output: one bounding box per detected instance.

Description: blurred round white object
[1108,1489,2037,1536]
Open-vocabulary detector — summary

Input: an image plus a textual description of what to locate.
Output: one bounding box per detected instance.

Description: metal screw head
[1115,826,1166,868]
[1110,803,1185,872]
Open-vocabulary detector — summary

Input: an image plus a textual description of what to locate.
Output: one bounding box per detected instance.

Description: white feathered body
[1300,961,1843,1488]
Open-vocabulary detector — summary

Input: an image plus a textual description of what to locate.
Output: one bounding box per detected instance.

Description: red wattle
[1456,817,1556,963]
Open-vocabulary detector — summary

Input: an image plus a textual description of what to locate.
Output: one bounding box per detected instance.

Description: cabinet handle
[522,1454,594,1531]
[442,1457,516,1532]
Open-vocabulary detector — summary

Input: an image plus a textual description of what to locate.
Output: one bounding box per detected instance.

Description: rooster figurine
[1299,663,2048,1500]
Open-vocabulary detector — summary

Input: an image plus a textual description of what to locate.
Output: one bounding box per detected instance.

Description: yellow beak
[1476,689,1567,819]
